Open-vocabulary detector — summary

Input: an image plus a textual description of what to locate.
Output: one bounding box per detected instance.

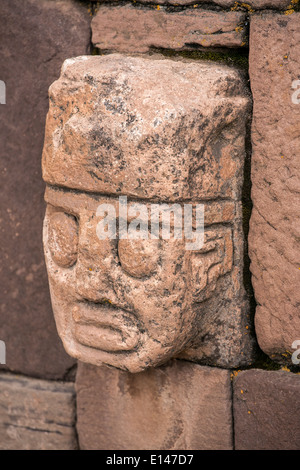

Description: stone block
[90,0,293,9]
[0,373,77,450]
[233,369,300,450]
[248,12,300,365]
[76,360,233,450]
[0,0,91,378]
[91,5,247,52]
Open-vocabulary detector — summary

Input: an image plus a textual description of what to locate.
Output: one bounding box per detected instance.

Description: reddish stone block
[233,369,300,450]
[91,5,247,52]
[0,0,91,378]
[248,13,300,365]
[90,0,292,10]
[76,360,233,450]
[0,372,77,450]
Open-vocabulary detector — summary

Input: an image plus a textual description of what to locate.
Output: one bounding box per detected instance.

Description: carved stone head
[42,54,252,372]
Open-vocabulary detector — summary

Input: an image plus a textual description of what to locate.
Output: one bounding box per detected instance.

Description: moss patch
[149,48,249,70]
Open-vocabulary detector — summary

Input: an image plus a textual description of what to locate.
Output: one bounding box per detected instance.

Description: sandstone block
[76,360,233,450]
[0,0,91,378]
[0,373,77,450]
[91,5,247,52]
[248,13,300,365]
[90,0,292,9]
[233,369,300,450]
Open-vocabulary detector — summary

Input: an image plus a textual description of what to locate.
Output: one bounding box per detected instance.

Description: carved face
[43,186,197,372]
[43,186,233,372]
[42,55,250,370]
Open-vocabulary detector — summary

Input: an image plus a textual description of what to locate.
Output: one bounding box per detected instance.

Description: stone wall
[0,0,299,450]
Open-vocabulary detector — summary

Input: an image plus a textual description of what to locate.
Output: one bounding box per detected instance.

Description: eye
[48,212,78,268]
[118,239,159,278]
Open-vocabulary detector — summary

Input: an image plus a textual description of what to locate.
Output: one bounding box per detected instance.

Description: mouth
[72,300,140,352]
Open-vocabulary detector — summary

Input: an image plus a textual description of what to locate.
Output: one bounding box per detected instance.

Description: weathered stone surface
[0,372,77,450]
[233,369,300,450]
[90,0,293,11]
[42,54,254,372]
[0,0,91,378]
[76,360,233,450]
[43,55,249,201]
[248,13,300,365]
[215,0,294,7]
[91,6,247,52]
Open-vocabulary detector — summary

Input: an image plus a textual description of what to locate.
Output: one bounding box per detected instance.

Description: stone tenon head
[42,54,251,372]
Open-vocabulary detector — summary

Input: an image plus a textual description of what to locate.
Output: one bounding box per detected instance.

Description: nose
[74,217,118,304]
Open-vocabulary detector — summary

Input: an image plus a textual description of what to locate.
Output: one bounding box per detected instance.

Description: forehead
[42,54,249,201]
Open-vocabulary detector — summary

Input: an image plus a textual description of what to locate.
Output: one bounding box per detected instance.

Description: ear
[190,227,233,302]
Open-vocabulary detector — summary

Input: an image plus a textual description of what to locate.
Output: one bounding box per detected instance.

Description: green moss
[149,48,249,70]
[252,351,282,371]
[91,46,101,56]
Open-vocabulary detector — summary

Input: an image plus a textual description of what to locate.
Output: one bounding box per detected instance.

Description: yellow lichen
[230,370,242,380]
[284,0,299,13]
[235,25,244,33]
[231,2,255,13]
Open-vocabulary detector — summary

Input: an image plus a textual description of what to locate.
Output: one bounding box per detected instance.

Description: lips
[72,302,140,352]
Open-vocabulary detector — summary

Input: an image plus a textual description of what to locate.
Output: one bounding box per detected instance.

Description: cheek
[47,212,78,268]
[117,240,189,313]
[43,215,78,335]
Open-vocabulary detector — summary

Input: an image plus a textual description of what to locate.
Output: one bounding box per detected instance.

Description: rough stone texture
[91,5,247,52]
[0,0,91,378]
[42,54,254,372]
[43,55,249,201]
[0,372,77,450]
[90,0,294,10]
[76,360,233,450]
[233,369,300,450]
[248,13,300,366]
